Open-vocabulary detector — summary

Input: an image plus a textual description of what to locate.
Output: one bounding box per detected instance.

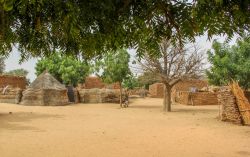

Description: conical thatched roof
[29,71,66,90]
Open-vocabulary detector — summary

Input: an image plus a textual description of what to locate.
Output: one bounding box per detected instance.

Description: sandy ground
[0,98,250,157]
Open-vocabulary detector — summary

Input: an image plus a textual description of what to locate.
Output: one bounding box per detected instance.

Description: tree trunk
[119,82,122,108]
[163,84,172,112]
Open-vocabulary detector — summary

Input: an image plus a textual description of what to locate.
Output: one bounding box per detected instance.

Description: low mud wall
[0,87,23,104]
[149,83,164,98]
[175,91,218,106]
[0,75,26,89]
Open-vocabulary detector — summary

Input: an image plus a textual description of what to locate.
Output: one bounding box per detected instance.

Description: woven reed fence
[229,81,250,125]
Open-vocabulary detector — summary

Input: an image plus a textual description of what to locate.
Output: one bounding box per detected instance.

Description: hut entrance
[67,86,75,102]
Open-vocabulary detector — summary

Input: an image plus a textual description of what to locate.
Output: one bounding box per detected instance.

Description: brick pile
[0,75,26,89]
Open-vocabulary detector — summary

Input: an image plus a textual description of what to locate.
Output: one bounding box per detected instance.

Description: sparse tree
[139,39,204,112]
[0,56,5,73]
[97,49,130,107]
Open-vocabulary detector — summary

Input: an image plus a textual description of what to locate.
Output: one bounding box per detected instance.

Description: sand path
[0,98,249,157]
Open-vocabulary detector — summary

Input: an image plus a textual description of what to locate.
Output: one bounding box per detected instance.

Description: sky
[4,35,237,82]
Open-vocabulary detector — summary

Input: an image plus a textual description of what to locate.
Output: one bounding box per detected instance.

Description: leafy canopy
[123,74,140,89]
[206,36,250,89]
[0,0,250,60]
[35,53,90,86]
[0,56,5,73]
[97,49,130,85]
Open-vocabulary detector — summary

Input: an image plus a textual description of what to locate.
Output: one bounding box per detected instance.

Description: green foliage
[137,71,159,89]
[206,36,250,89]
[0,56,5,73]
[98,49,130,85]
[35,53,89,86]
[123,74,140,89]
[0,1,250,60]
[5,68,28,77]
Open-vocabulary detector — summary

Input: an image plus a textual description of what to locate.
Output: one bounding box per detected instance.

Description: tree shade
[0,0,249,60]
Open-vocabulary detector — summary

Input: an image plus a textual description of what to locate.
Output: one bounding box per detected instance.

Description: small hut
[20,71,69,106]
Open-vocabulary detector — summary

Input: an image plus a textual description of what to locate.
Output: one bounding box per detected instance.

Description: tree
[0,56,5,73]
[35,53,89,86]
[0,1,249,60]
[123,74,140,90]
[5,68,28,76]
[97,49,130,107]
[206,36,250,89]
[139,39,204,112]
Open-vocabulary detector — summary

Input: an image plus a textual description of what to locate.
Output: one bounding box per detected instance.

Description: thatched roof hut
[20,71,69,106]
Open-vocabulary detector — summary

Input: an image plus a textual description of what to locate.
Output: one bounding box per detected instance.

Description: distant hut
[20,71,69,106]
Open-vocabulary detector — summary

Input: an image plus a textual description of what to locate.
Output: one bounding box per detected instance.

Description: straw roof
[29,71,66,90]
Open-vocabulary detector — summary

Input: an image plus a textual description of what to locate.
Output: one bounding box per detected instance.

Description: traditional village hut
[20,71,69,106]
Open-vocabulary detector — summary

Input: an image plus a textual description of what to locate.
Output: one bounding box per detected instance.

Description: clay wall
[0,75,26,89]
[149,83,164,98]
[175,91,218,106]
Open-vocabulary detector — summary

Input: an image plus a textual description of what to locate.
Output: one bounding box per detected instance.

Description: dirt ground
[0,98,250,157]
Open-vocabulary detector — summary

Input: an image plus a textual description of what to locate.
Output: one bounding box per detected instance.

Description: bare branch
[138,38,204,84]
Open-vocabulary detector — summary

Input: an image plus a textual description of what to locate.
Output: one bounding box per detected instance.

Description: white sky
[5,35,237,82]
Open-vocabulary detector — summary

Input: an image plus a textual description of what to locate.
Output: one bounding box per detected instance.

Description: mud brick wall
[0,87,23,104]
[175,91,218,106]
[129,88,148,96]
[173,79,208,91]
[84,77,105,89]
[218,89,242,124]
[105,82,121,89]
[81,77,121,89]
[175,91,190,105]
[190,92,218,105]
[149,83,164,98]
[0,75,26,89]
